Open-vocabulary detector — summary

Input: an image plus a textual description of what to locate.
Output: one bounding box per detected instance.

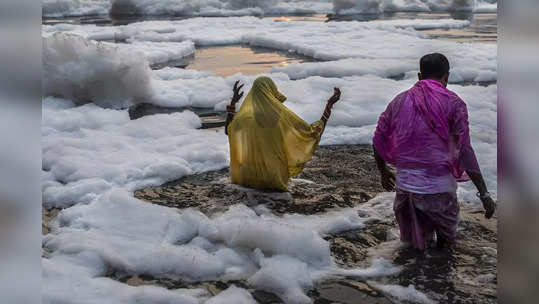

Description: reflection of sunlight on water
[185,45,314,77]
[263,14,327,22]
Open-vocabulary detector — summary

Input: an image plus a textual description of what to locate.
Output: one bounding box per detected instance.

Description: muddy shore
[43,145,497,303]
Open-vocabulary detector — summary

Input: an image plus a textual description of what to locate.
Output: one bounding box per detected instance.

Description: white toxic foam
[43,0,496,17]
[43,189,400,304]
[43,33,155,108]
[333,0,497,14]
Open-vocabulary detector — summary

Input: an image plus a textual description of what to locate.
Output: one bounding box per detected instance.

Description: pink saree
[373,79,481,249]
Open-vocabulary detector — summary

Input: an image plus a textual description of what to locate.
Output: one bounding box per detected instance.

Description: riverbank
[128,145,497,303]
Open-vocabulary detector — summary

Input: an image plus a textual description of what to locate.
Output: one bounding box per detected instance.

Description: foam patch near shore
[42,72,496,206]
[43,33,155,108]
[43,189,400,304]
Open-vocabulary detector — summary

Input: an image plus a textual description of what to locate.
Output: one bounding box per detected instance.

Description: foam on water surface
[42,16,496,87]
[43,188,400,303]
[41,9,497,304]
[43,0,497,18]
[42,71,496,206]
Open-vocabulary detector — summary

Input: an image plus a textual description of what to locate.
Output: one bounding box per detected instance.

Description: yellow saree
[227,77,323,191]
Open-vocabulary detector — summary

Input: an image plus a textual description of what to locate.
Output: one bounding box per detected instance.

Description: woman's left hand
[327,88,341,106]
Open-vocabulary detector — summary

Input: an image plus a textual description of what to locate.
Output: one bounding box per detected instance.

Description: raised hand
[231,80,245,105]
[327,87,341,106]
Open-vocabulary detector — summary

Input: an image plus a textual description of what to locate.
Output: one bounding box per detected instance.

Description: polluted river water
[42,12,497,123]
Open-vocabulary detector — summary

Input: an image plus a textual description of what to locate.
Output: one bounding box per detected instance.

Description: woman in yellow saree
[225,76,341,191]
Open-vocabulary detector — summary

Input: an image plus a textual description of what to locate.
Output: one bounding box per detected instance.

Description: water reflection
[184,45,315,77]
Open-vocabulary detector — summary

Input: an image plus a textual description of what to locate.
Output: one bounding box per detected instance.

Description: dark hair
[420,53,450,79]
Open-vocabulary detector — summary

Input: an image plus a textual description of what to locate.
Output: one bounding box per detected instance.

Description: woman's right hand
[327,88,341,106]
[232,80,245,105]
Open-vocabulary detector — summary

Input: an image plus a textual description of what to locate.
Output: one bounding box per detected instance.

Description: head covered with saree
[228,76,323,191]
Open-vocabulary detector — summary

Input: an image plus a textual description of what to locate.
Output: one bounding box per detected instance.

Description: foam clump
[41,98,230,207]
[43,189,398,303]
[43,33,154,108]
[206,285,257,304]
[333,0,497,14]
[117,40,196,66]
[368,281,436,304]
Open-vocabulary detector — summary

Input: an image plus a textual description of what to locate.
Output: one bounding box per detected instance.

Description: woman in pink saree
[373,53,496,250]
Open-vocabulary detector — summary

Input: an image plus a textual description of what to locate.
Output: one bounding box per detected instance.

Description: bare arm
[451,100,496,218]
[224,110,234,136]
[374,147,395,191]
[466,170,496,219]
[224,81,244,136]
[466,171,488,195]
[318,88,341,134]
